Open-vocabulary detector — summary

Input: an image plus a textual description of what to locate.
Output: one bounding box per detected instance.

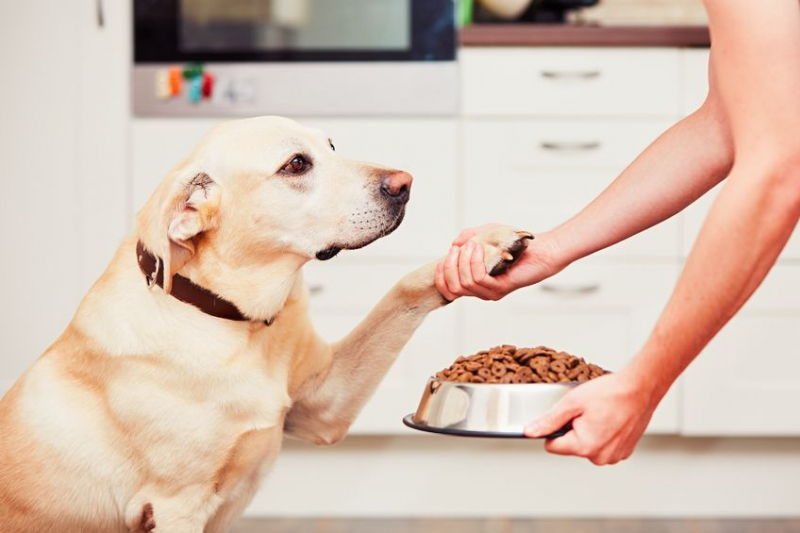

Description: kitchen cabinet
[680,48,710,116]
[461,48,681,118]
[462,119,680,259]
[0,0,129,395]
[460,47,687,434]
[682,264,800,435]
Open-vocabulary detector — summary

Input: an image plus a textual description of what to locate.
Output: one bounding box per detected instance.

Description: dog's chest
[107,346,292,482]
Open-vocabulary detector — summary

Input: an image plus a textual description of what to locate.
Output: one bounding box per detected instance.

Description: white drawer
[132,118,457,260]
[461,48,681,117]
[682,182,800,260]
[460,261,680,433]
[464,119,673,170]
[682,265,800,436]
[463,120,681,259]
[680,49,710,116]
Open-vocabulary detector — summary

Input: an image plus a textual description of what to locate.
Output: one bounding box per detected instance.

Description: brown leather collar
[136,241,273,326]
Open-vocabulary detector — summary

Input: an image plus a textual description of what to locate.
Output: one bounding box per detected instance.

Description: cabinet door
[681,49,710,117]
[76,0,132,292]
[463,120,681,259]
[461,261,681,433]
[0,0,83,393]
[682,265,800,435]
[304,258,457,434]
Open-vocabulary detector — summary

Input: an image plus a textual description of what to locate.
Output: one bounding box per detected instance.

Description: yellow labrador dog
[0,116,531,532]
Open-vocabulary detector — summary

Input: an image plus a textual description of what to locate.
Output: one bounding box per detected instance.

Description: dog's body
[0,117,530,532]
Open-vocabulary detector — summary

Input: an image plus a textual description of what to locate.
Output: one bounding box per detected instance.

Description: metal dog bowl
[403,377,577,439]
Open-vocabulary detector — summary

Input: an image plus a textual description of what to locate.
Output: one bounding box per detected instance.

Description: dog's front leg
[285,227,533,445]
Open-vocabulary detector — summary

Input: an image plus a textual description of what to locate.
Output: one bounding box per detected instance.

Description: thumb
[524,399,581,438]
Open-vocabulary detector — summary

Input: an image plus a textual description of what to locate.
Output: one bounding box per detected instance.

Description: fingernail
[525,422,541,436]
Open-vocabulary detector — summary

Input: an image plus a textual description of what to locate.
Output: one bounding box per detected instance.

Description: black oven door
[135,0,455,63]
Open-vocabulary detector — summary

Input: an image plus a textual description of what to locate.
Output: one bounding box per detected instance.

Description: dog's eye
[281,154,311,175]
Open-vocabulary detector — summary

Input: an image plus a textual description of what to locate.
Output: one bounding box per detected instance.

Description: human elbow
[760,151,800,212]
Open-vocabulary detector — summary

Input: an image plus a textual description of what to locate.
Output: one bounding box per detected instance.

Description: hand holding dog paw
[435,226,565,302]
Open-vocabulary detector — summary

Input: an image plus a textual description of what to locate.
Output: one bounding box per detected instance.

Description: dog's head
[136,116,411,295]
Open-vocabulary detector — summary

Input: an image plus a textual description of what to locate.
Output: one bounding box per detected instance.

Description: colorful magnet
[201,72,214,99]
[182,63,204,80]
[188,75,203,103]
[168,67,182,96]
[155,69,171,100]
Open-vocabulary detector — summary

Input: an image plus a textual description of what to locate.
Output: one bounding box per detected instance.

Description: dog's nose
[380,171,412,203]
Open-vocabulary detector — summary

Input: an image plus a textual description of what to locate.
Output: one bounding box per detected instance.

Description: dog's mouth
[315,206,406,261]
[315,247,341,261]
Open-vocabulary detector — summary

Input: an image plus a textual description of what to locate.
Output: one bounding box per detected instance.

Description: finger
[458,241,476,287]
[452,231,474,247]
[543,430,584,457]
[456,244,503,300]
[468,243,489,281]
[435,261,458,301]
[443,246,463,295]
[464,245,504,299]
[524,399,581,438]
[468,245,505,290]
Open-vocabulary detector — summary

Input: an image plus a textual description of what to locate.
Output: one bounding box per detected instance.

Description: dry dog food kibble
[435,345,608,384]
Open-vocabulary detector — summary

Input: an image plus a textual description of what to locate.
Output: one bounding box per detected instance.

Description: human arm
[435,94,734,301]
[524,0,800,463]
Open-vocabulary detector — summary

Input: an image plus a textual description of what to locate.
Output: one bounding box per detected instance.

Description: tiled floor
[232,520,800,533]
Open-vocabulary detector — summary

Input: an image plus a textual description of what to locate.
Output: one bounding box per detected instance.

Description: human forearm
[548,103,733,268]
[627,160,800,401]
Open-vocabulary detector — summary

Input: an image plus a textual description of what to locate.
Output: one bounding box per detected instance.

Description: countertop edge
[460,24,711,48]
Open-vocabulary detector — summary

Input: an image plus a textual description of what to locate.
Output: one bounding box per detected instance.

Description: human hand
[435,224,565,302]
[524,369,661,465]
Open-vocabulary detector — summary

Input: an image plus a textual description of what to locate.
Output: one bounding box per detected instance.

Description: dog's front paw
[470,226,534,276]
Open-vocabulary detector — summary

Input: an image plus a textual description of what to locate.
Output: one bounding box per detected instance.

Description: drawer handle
[541,70,601,80]
[541,141,601,152]
[540,283,601,296]
[309,284,325,295]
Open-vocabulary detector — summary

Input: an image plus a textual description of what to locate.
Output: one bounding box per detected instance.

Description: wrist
[621,355,675,409]
[534,230,572,276]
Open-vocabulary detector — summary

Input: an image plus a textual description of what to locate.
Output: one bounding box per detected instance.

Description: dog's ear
[137,170,221,294]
